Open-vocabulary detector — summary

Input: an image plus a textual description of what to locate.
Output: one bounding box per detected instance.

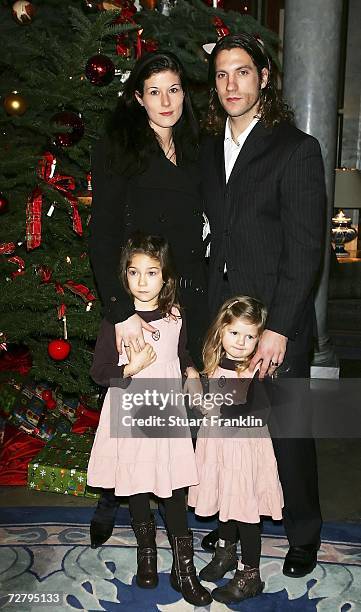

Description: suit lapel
[214,135,226,191]
[227,121,273,187]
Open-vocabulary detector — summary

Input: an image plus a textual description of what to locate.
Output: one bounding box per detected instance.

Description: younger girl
[188,296,283,605]
[87,233,211,607]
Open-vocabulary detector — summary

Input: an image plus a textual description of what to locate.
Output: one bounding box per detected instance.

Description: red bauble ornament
[41,389,53,402]
[85,54,115,86]
[48,339,71,361]
[51,111,84,147]
[142,38,158,53]
[46,399,57,410]
[12,1,36,24]
[0,194,9,215]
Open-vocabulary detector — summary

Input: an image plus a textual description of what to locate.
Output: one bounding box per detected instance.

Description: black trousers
[219,520,261,568]
[129,488,188,537]
[180,284,209,370]
[216,277,322,547]
[267,347,322,547]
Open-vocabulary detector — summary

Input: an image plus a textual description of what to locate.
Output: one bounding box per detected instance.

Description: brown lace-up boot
[199,539,238,581]
[212,564,264,604]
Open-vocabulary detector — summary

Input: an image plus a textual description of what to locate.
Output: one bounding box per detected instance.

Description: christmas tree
[0,0,277,395]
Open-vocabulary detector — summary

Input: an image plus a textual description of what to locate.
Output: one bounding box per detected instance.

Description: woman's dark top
[89,139,207,325]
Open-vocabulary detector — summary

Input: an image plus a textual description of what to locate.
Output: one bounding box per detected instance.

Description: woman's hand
[115,314,157,356]
[123,344,157,377]
[183,367,203,407]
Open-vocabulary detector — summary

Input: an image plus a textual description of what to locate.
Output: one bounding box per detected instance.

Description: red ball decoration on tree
[41,389,53,402]
[0,194,9,215]
[46,398,57,410]
[51,111,85,147]
[48,339,71,361]
[85,54,115,86]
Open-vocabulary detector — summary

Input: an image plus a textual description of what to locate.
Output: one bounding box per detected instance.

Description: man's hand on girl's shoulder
[115,314,156,354]
[249,329,288,379]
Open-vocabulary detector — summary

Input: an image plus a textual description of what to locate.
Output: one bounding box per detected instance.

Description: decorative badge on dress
[218,376,226,388]
[152,329,160,341]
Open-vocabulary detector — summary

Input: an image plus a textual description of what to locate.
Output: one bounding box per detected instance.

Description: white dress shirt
[203,117,259,262]
[223,117,259,270]
[224,117,259,183]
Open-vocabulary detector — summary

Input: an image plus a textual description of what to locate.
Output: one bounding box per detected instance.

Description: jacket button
[110,296,117,302]
[159,214,166,223]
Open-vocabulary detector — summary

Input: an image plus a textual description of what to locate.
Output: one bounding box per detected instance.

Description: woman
[89,51,208,365]
[88,52,209,601]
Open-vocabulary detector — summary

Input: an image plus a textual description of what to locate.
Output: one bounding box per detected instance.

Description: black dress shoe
[90,521,114,549]
[201,528,219,552]
[283,540,321,578]
[90,488,120,549]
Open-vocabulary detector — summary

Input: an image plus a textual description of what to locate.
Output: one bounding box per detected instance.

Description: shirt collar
[224,116,259,145]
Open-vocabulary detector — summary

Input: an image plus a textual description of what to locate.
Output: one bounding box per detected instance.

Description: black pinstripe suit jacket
[201,120,326,342]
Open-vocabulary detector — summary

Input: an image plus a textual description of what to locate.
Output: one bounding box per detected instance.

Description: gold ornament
[3,91,28,116]
[12,1,36,24]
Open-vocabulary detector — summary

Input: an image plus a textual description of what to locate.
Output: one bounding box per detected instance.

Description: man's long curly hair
[204,33,294,134]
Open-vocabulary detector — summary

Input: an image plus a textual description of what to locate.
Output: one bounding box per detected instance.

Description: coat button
[110,296,117,302]
[159,214,166,223]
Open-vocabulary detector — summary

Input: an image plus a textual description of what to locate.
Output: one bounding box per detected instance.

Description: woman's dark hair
[204,33,294,134]
[119,232,179,316]
[106,51,199,175]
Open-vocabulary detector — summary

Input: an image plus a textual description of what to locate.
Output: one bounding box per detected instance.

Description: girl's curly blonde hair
[202,296,267,376]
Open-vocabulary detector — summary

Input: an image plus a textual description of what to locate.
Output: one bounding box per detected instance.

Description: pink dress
[87,308,199,498]
[188,361,284,523]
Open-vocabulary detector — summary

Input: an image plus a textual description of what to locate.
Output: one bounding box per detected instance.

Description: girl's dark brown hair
[119,232,178,316]
[202,295,267,375]
[204,33,294,134]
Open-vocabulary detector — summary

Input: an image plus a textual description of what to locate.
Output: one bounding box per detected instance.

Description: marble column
[283,0,342,375]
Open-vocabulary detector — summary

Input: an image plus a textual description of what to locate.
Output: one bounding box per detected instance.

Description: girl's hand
[115,314,157,356]
[183,367,203,407]
[124,343,156,377]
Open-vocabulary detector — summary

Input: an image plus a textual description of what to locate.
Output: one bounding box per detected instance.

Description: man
[200,33,325,583]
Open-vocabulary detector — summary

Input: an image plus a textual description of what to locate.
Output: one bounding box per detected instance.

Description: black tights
[219,520,261,568]
[129,488,188,537]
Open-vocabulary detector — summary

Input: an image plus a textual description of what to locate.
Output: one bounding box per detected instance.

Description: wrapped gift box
[55,393,80,422]
[7,382,73,442]
[27,432,99,498]
[8,402,71,442]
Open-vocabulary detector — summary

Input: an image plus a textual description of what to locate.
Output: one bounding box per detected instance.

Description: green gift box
[50,431,95,453]
[27,433,99,498]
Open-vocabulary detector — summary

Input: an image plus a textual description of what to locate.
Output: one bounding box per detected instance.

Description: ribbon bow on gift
[26,152,83,250]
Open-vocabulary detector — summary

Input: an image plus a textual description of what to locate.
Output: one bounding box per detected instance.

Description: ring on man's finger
[270,361,279,366]
[124,345,130,348]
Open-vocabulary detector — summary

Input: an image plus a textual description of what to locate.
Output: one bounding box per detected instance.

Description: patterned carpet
[0,507,360,611]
